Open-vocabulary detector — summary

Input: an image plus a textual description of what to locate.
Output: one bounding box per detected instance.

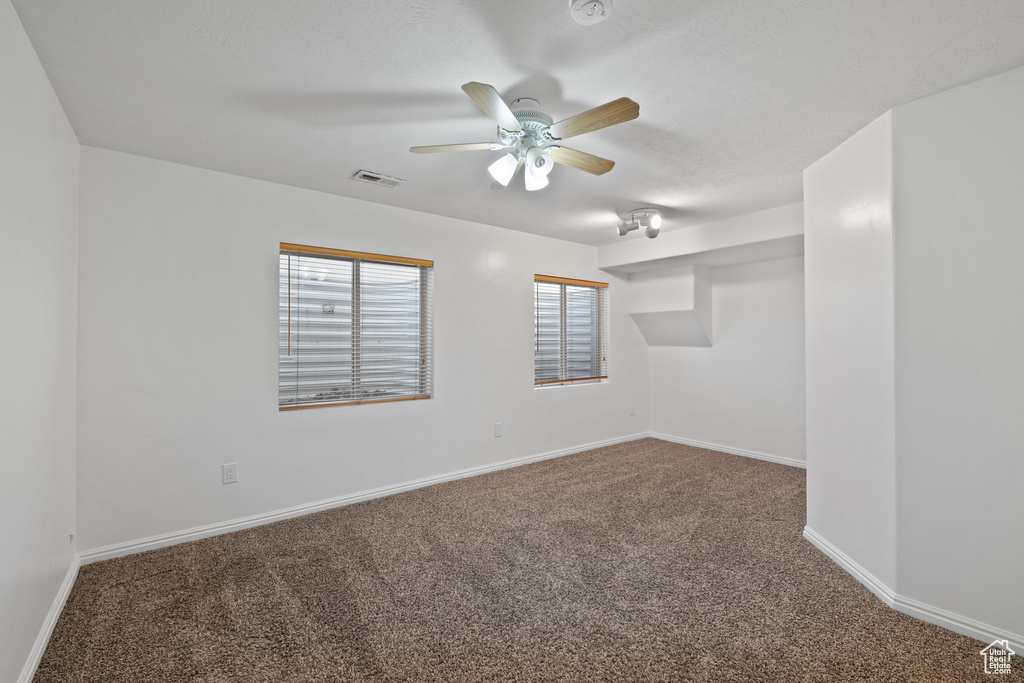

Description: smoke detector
[570,0,612,25]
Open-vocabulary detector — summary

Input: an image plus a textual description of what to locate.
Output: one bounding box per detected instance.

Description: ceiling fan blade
[547,97,639,140]
[548,147,615,175]
[462,82,523,133]
[409,142,508,154]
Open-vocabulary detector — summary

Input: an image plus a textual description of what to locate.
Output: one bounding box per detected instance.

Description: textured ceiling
[13,0,1024,245]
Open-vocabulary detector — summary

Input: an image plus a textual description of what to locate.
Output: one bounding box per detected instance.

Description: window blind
[279,244,433,409]
[534,275,608,385]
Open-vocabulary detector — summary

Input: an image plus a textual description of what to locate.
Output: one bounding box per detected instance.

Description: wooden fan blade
[462,82,523,133]
[549,147,615,175]
[409,142,507,154]
[547,97,639,140]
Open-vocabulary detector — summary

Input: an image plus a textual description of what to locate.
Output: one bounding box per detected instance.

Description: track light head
[617,221,639,237]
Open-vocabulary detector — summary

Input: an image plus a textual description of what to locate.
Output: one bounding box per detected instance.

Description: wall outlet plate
[222,462,239,484]
[494,423,503,438]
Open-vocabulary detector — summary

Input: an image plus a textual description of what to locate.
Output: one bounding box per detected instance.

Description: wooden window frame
[534,274,608,387]
[279,243,434,410]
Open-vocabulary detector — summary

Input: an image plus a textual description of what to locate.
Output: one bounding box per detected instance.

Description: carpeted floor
[36,438,1017,682]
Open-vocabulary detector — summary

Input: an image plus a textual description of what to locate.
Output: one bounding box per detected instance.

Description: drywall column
[892,66,1024,641]
[803,112,897,590]
[804,65,1024,646]
[0,1,80,680]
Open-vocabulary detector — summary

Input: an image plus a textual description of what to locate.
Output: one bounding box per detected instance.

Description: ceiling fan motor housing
[499,99,557,162]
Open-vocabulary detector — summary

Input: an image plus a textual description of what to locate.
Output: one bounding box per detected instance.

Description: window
[279,243,433,409]
[534,274,608,386]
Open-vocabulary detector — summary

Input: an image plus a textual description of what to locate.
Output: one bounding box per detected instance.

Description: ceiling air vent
[352,170,405,188]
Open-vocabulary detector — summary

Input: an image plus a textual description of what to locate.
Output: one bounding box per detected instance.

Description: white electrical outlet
[222,462,239,484]
[494,422,503,438]
[68,528,75,544]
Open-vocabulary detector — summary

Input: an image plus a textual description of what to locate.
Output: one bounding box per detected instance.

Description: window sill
[534,379,608,390]
[280,394,431,410]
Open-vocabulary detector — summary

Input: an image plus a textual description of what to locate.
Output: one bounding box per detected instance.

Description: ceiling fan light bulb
[650,213,662,229]
[526,146,554,177]
[525,169,549,191]
[488,153,520,186]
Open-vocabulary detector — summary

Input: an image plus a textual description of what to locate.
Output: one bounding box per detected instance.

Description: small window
[279,243,433,409]
[534,275,608,386]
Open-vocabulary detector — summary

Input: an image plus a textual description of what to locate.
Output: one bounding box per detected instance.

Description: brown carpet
[36,438,1017,682]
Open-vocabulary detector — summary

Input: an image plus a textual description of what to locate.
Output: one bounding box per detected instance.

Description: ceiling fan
[410,82,639,191]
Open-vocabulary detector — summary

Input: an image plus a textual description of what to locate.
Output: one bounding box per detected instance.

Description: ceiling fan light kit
[410,82,638,192]
[488,153,521,186]
[524,167,550,191]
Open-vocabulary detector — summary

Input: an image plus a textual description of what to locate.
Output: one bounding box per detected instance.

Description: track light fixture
[617,208,662,238]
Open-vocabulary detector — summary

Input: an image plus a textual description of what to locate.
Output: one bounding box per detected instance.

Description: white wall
[627,265,701,313]
[648,256,806,464]
[0,0,80,679]
[76,147,650,553]
[892,66,1024,639]
[803,112,897,588]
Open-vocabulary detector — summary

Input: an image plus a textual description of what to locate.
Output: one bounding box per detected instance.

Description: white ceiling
[13,0,1024,245]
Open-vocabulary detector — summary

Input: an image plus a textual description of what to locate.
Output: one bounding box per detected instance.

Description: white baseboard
[802,525,896,605]
[647,432,806,469]
[79,432,649,565]
[18,553,80,683]
[893,593,1024,654]
[804,525,1023,653]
